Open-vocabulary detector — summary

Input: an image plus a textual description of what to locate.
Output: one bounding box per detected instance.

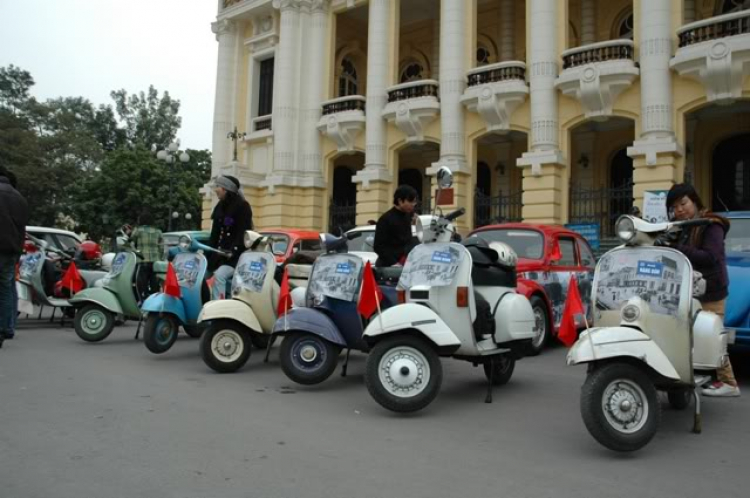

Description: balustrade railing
[387,80,439,103]
[562,40,635,70]
[467,62,526,87]
[678,10,750,48]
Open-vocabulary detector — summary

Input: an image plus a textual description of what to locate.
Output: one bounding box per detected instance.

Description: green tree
[0,65,34,115]
[110,85,182,148]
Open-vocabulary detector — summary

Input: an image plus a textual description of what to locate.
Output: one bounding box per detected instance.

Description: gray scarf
[213,175,245,200]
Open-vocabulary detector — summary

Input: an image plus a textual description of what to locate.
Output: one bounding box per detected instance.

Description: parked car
[261,229,322,264]
[26,226,83,253]
[719,211,750,352]
[345,225,378,264]
[470,223,597,354]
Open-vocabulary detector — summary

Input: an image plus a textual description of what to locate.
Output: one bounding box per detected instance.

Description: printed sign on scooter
[637,261,664,278]
[20,252,42,279]
[336,263,353,275]
[234,254,270,294]
[431,251,454,264]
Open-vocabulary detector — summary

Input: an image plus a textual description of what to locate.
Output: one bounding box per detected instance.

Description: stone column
[299,0,330,179]
[270,0,302,176]
[627,0,682,208]
[500,0,515,61]
[353,0,397,226]
[517,0,565,223]
[211,19,238,175]
[431,0,468,174]
[581,0,596,45]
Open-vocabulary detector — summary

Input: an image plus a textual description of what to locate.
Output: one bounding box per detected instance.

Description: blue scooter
[141,234,230,354]
[271,234,399,385]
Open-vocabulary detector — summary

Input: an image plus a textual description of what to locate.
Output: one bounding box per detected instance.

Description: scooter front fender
[362,304,461,351]
[141,293,187,324]
[272,307,347,348]
[566,327,680,380]
[69,288,124,315]
[198,299,262,334]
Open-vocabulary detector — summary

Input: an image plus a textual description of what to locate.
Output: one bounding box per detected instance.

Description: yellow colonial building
[205,0,750,241]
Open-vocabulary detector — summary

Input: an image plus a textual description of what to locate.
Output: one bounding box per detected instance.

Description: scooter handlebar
[444,208,466,222]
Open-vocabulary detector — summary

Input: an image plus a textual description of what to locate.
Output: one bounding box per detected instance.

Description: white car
[344,219,423,265]
[26,226,83,253]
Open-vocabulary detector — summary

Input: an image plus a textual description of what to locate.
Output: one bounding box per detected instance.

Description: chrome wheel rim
[378,346,430,398]
[211,330,244,363]
[602,378,649,434]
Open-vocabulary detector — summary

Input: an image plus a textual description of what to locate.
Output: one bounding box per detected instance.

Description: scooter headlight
[621,304,641,323]
[178,235,192,251]
[615,216,636,244]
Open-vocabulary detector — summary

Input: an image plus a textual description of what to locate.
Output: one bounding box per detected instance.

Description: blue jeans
[0,254,19,337]
[212,265,234,301]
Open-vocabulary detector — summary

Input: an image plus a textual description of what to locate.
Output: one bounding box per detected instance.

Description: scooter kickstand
[134,315,143,340]
[692,388,702,434]
[341,349,351,377]
[485,358,494,404]
[263,336,275,363]
[49,307,56,323]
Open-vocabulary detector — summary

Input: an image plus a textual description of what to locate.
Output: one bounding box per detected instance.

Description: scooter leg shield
[363,304,461,350]
[198,299,262,334]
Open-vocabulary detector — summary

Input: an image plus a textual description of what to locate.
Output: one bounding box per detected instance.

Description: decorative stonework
[382,80,440,143]
[246,15,278,53]
[318,97,366,153]
[462,62,529,132]
[211,19,235,40]
[671,11,750,104]
[556,40,639,120]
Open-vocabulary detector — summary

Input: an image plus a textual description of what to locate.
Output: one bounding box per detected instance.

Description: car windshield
[726,218,750,252]
[346,230,375,252]
[474,229,544,260]
[263,233,290,256]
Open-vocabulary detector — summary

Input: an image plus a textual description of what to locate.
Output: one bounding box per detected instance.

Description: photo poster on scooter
[111,253,128,277]
[596,250,685,317]
[174,256,201,289]
[642,190,670,224]
[234,253,269,294]
[399,244,463,289]
[309,255,363,302]
[20,252,42,279]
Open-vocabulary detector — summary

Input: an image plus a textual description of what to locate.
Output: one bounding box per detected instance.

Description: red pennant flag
[60,261,84,294]
[558,274,585,347]
[277,267,292,317]
[550,240,562,262]
[164,262,181,298]
[358,261,384,319]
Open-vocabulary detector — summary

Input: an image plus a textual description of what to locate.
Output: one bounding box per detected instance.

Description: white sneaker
[701,382,741,397]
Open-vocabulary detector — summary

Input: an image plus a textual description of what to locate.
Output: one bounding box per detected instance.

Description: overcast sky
[0,0,218,151]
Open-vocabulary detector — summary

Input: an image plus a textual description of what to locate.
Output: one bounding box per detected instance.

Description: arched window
[338,58,358,97]
[617,12,634,39]
[719,0,750,15]
[477,45,492,66]
[399,61,425,83]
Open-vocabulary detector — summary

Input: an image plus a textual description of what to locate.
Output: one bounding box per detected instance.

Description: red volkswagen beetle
[260,229,322,264]
[470,223,596,354]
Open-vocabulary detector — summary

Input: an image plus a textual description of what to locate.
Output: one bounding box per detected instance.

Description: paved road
[1,317,748,498]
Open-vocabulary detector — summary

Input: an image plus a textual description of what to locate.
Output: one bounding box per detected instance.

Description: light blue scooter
[141,234,230,354]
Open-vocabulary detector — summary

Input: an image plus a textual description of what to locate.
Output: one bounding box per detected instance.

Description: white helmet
[488,242,518,268]
[101,252,115,271]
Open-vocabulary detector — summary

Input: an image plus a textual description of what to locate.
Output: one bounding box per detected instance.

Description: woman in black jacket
[209,175,253,300]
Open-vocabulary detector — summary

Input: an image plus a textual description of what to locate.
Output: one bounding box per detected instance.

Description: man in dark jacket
[208,175,253,299]
[0,167,29,347]
[374,185,419,267]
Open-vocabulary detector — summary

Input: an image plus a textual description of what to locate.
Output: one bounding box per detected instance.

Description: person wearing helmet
[209,175,254,300]
[374,185,419,267]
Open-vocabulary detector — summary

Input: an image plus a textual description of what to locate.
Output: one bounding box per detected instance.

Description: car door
[546,236,579,328]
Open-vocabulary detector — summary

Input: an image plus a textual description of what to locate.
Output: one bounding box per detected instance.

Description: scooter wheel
[580,362,660,452]
[143,314,179,354]
[667,389,692,410]
[74,304,115,343]
[251,334,271,350]
[200,320,251,373]
[183,324,204,339]
[528,295,550,356]
[483,355,515,386]
[365,335,442,413]
[279,333,341,385]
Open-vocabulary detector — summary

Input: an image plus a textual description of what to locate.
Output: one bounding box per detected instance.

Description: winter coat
[0,176,29,256]
[209,194,254,268]
[675,212,730,303]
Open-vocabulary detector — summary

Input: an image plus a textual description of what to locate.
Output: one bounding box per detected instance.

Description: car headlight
[621,304,641,322]
[615,216,636,244]
[178,235,192,251]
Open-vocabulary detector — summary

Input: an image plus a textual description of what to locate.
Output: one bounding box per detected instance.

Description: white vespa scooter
[198,231,310,373]
[568,215,728,452]
[361,168,537,413]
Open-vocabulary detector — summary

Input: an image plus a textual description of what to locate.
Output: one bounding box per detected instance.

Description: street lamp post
[154,140,190,232]
[171,211,193,231]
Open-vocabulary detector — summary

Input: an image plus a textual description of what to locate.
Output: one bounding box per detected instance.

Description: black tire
[143,314,179,354]
[74,304,115,342]
[183,324,204,338]
[250,333,272,350]
[63,307,76,319]
[199,320,252,373]
[365,335,442,413]
[529,295,550,355]
[483,355,515,386]
[580,362,660,452]
[279,333,341,385]
[667,389,692,410]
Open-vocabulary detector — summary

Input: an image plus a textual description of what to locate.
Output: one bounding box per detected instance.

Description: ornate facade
[206,0,750,238]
